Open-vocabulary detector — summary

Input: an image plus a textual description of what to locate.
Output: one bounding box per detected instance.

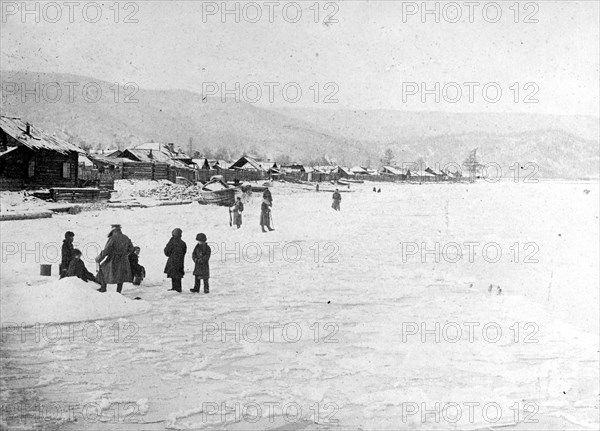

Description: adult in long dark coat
[96,224,134,293]
[260,199,274,232]
[164,228,187,292]
[59,231,75,278]
[191,233,211,294]
[332,189,342,211]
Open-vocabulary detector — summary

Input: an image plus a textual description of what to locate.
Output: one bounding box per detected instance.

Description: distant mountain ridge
[1,70,598,179]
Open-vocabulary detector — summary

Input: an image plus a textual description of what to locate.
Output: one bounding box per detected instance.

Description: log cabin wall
[0,147,78,190]
[27,149,79,188]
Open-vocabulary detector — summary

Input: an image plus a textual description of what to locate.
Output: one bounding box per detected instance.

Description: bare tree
[381,148,395,166]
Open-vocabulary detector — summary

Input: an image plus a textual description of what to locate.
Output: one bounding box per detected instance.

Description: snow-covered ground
[1,180,598,430]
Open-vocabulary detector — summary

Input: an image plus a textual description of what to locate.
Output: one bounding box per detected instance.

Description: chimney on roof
[25,122,31,136]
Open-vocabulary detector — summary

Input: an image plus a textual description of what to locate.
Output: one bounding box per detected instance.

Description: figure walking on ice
[260,198,274,232]
[231,196,244,229]
[332,188,342,211]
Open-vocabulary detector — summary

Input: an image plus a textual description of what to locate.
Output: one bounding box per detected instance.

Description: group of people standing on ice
[61,224,211,295]
[60,184,343,294]
[60,225,146,293]
[163,229,211,293]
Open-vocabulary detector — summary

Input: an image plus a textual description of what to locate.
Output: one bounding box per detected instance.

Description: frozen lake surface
[1,180,598,430]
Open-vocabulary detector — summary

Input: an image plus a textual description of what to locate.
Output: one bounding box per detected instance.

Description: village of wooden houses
[0,114,470,218]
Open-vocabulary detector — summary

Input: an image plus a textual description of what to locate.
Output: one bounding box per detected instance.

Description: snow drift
[0,277,151,326]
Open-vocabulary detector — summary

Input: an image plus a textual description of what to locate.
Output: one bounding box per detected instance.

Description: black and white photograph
[0,1,599,429]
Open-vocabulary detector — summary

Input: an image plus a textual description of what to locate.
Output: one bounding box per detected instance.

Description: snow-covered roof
[133,142,191,160]
[382,166,404,175]
[410,170,436,177]
[0,115,83,155]
[78,154,94,166]
[350,166,368,174]
[121,148,193,169]
[0,146,19,158]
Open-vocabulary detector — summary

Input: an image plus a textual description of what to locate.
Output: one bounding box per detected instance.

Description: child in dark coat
[191,233,211,294]
[164,228,187,292]
[129,246,146,286]
[60,231,75,278]
[66,249,97,283]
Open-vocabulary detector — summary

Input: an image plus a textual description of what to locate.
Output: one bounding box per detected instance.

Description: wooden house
[336,166,355,179]
[118,145,197,183]
[0,115,82,190]
[381,166,409,180]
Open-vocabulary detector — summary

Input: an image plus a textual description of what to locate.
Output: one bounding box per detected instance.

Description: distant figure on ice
[191,233,211,294]
[164,228,187,292]
[66,249,97,283]
[129,246,146,286]
[332,189,342,211]
[377,188,381,193]
[316,184,320,192]
[60,231,75,278]
[260,198,274,232]
[373,187,376,192]
[263,186,273,205]
[231,196,244,229]
[96,224,134,294]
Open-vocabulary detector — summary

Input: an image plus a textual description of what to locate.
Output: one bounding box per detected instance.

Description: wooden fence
[78,166,116,190]
[121,162,196,183]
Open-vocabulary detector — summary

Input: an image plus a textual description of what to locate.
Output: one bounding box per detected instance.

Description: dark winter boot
[97,284,107,293]
[171,279,182,293]
[116,283,123,294]
[203,278,209,294]
[190,277,200,293]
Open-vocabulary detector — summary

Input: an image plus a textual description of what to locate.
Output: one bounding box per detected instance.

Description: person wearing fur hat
[191,233,211,293]
[96,224,134,293]
[164,228,187,292]
[260,199,274,232]
[59,231,75,279]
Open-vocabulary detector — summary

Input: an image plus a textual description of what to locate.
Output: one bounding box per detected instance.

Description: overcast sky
[1,1,599,116]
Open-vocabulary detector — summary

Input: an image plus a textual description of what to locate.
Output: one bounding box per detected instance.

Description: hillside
[1,70,598,178]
